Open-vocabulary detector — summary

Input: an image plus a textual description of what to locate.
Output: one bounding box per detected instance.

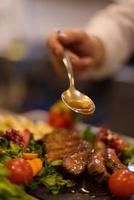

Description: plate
[1,110,133,200]
[23,110,134,200]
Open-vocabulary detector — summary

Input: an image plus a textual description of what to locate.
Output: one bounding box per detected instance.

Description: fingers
[58,30,87,45]
[66,51,94,71]
[48,32,64,57]
[51,49,94,77]
[47,30,87,57]
[48,30,94,77]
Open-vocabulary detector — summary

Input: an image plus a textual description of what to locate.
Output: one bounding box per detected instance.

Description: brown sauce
[68,100,95,115]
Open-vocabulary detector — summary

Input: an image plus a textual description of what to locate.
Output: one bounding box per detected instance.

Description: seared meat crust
[44,129,91,165]
[63,147,90,175]
[105,148,126,172]
[44,129,81,153]
[87,150,110,182]
[44,128,125,181]
[87,148,125,182]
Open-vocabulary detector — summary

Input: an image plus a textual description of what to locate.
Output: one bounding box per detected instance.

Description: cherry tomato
[6,158,33,185]
[49,112,66,128]
[49,111,74,129]
[108,169,134,197]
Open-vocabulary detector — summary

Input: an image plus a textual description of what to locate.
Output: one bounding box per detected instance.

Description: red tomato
[49,111,74,129]
[108,169,134,197]
[49,113,66,128]
[6,158,33,185]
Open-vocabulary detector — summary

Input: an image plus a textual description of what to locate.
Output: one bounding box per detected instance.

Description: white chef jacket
[83,0,134,80]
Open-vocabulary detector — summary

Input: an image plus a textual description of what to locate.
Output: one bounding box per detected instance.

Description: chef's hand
[48,30,105,76]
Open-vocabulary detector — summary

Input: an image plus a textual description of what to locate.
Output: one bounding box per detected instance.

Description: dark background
[0,56,133,138]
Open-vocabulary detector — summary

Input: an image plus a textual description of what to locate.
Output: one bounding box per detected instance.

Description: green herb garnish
[25,135,43,156]
[122,145,134,165]
[82,127,96,143]
[29,161,74,195]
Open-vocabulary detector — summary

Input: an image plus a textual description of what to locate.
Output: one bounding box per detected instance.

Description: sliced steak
[105,148,126,172]
[44,129,91,165]
[45,146,79,163]
[44,129,81,153]
[87,150,110,182]
[63,147,90,175]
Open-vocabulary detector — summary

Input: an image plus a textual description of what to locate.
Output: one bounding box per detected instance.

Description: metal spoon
[61,51,95,115]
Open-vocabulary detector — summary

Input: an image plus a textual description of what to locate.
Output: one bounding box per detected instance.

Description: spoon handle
[63,51,75,89]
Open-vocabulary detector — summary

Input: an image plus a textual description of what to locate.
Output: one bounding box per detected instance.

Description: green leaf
[50,160,63,167]
[122,145,134,165]
[30,162,75,195]
[9,142,22,156]
[0,165,9,177]
[25,136,43,156]
[0,152,11,164]
[82,127,96,143]
[38,167,47,177]
[0,137,9,149]
[72,112,82,123]
[28,180,39,190]
[0,141,22,164]
[41,174,57,186]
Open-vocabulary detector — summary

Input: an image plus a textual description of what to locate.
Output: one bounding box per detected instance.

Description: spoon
[61,51,95,115]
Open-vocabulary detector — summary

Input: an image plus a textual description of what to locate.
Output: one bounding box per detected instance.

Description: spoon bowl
[61,51,95,115]
[62,88,95,115]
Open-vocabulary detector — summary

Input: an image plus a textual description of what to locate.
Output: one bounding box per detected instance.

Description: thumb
[58,30,85,45]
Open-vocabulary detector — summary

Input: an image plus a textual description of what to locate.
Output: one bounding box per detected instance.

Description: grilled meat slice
[105,148,126,172]
[45,138,83,153]
[44,129,80,153]
[87,150,110,182]
[44,128,126,181]
[45,141,91,163]
[46,146,79,163]
[63,147,90,175]
[87,148,125,182]
[44,129,91,164]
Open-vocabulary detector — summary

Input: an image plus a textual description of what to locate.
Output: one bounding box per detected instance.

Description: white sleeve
[0,0,14,55]
[81,0,134,80]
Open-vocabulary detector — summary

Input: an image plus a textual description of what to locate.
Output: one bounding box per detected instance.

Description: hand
[48,29,105,76]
